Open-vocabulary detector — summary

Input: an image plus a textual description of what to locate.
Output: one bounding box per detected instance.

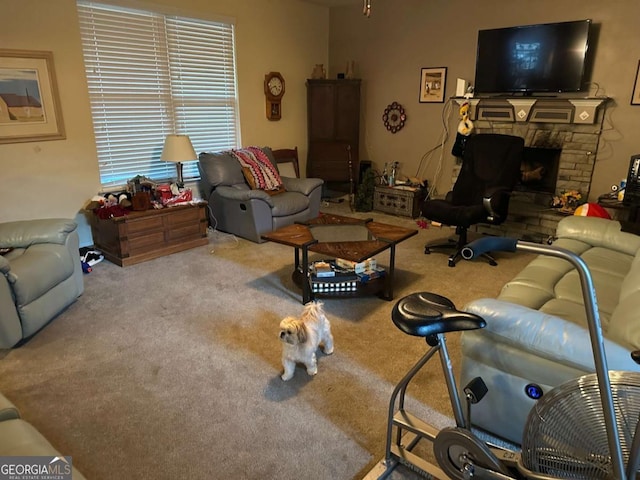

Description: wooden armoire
[306,79,361,185]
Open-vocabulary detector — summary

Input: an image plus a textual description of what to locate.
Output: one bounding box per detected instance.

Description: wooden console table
[89,202,209,267]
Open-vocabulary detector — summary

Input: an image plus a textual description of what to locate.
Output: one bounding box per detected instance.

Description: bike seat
[392,292,486,337]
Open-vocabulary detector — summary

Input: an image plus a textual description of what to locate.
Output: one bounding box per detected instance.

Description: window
[77,1,239,189]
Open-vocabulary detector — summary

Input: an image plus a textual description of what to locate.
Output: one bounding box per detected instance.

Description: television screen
[474,19,592,95]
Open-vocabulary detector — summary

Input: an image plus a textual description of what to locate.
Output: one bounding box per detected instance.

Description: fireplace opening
[516,147,561,194]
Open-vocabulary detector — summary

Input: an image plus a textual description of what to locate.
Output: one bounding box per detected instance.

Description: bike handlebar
[461,237,518,260]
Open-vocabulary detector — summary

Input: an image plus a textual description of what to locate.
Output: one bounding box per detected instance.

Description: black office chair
[422,133,524,267]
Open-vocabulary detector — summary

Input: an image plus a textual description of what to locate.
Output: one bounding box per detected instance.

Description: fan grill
[521,372,640,479]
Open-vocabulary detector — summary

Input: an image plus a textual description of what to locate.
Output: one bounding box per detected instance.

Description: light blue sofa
[460,215,640,444]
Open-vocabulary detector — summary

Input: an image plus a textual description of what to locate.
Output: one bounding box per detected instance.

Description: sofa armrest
[0,393,20,422]
[214,186,274,207]
[281,177,324,196]
[0,256,9,275]
[464,297,637,372]
[0,219,78,249]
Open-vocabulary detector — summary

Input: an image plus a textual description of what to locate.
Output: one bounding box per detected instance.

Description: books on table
[308,259,385,291]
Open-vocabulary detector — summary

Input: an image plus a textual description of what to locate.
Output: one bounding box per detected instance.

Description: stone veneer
[451,106,606,243]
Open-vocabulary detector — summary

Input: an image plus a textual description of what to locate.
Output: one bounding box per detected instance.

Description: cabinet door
[308,142,353,181]
[308,83,335,140]
[335,83,360,140]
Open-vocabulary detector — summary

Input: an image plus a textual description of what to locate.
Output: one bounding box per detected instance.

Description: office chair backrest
[451,133,524,207]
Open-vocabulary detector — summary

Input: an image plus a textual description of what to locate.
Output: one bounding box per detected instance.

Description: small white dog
[279,301,334,381]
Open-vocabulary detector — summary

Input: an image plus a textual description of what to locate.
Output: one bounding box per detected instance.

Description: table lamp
[161,134,196,187]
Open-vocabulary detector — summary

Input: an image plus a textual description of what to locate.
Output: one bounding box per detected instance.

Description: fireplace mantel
[453,97,610,125]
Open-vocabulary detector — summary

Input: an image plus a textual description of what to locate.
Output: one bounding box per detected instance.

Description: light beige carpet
[0,200,534,479]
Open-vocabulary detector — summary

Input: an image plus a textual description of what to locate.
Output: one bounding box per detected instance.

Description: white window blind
[77,1,239,189]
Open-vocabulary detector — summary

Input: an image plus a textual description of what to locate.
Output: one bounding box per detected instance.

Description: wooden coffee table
[262,214,418,303]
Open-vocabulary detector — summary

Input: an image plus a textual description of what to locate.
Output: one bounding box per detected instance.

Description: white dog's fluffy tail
[302,300,325,321]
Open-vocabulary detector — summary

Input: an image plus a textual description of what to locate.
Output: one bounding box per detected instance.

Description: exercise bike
[377,237,640,480]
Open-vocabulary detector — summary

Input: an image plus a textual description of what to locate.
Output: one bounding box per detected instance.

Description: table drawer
[127,216,164,236]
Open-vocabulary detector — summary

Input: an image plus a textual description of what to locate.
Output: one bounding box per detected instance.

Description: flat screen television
[474,19,592,95]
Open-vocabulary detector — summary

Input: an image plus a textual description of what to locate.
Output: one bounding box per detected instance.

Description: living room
[2,0,640,479]
[2,0,640,232]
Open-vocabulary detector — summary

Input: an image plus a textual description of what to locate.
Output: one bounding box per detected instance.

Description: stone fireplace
[452,97,608,242]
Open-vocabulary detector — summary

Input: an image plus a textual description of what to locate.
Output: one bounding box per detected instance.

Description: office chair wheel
[447,258,456,267]
[424,246,431,254]
[434,427,510,479]
[488,258,497,266]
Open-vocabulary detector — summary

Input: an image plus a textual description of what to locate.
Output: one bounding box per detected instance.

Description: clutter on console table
[86,175,195,219]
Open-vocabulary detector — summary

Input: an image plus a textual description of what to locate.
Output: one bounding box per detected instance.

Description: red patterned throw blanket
[230,147,283,192]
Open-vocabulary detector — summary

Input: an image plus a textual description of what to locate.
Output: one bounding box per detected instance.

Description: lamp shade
[161,134,196,163]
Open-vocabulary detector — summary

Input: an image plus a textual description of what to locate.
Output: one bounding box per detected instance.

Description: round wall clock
[383,102,406,133]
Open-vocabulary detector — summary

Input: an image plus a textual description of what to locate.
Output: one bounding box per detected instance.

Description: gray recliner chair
[0,219,84,348]
[198,147,324,243]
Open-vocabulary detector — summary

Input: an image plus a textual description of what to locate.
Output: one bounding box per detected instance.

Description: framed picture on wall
[632,60,640,105]
[419,67,447,103]
[0,49,65,144]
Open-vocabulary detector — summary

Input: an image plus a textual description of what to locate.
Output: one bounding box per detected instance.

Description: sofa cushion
[497,234,636,331]
[198,152,247,189]
[610,291,640,348]
[269,191,311,217]
[620,253,640,300]
[556,215,640,255]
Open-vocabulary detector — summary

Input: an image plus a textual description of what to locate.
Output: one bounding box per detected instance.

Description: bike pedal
[464,377,488,404]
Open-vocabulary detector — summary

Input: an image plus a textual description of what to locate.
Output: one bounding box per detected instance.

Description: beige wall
[328,0,640,201]
[0,0,328,244]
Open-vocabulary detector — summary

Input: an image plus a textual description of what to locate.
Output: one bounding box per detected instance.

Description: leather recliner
[198,147,324,243]
[0,219,84,348]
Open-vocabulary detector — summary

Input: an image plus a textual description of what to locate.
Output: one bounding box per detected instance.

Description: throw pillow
[234,147,286,195]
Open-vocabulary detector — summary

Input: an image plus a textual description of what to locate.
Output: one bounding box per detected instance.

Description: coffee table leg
[380,244,396,301]
[301,245,313,304]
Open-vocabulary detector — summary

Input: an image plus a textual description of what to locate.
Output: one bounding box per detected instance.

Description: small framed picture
[419,67,447,103]
[632,60,640,105]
